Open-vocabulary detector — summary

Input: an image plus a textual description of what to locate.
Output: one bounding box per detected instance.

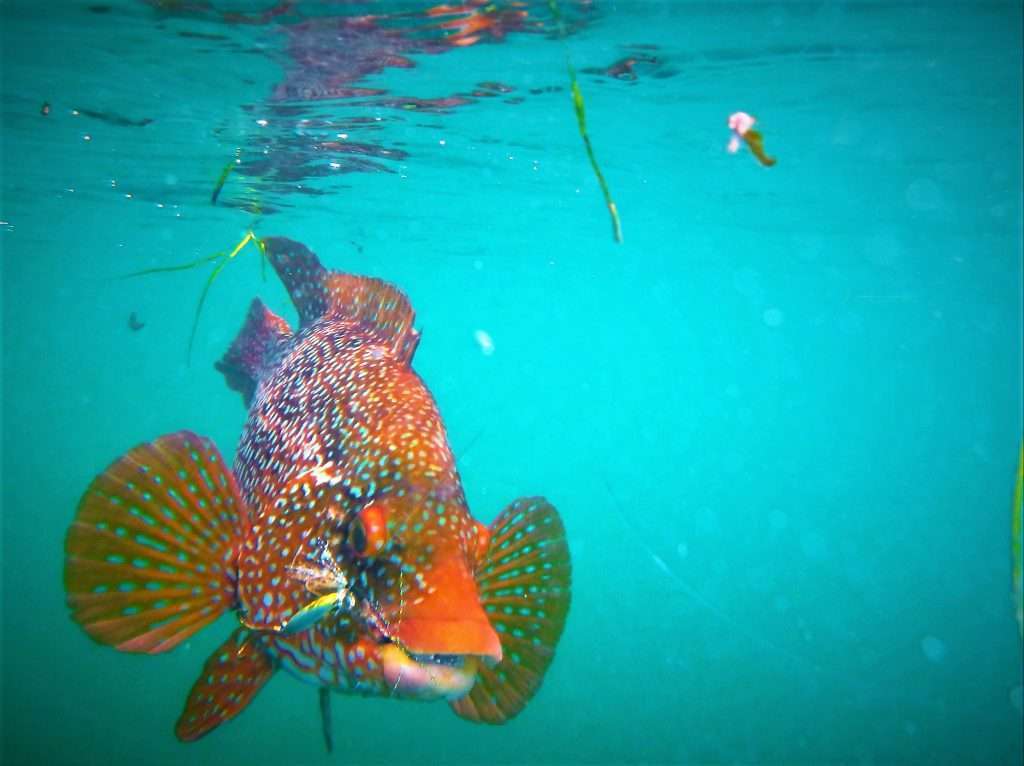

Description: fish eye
[349,501,390,557]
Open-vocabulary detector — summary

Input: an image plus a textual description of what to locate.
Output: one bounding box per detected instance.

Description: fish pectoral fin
[319,687,333,754]
[449,497,571,724]
[64,431,249,654]
[176,628,275,742]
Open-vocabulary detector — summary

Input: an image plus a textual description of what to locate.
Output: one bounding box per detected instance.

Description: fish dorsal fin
[216,298,293,406]
[261,236,420,365]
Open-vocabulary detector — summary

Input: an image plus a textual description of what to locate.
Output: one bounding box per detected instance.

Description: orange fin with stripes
[64,431,248,653]
[449,497,571,723]
[175,627,275,741]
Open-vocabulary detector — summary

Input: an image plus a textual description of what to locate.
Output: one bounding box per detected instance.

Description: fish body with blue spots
[64,237,571,746]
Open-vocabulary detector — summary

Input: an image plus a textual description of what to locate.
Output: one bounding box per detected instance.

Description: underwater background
[2,1,1022,764]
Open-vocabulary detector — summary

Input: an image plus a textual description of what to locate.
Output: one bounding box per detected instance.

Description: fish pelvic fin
[449,497,572,724]
[175,627,275,742]
[260,236,420,365]
[215,298,293,406]
[64,432,249,654]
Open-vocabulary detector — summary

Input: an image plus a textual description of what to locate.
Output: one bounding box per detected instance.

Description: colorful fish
[63,237,571,748]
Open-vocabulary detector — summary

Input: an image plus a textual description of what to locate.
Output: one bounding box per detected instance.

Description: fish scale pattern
[232,315,470,635]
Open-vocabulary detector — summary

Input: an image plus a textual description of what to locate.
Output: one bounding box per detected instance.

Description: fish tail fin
[260,236,420,364]
[64,432,249,654]
[215,298,293,406]
[175,627,275,741]
[449,497,571,724]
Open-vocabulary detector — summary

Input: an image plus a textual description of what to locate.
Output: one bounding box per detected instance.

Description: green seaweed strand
[121,252,225,279]
[211,148,243,205]
[121,231,263,363]
[186,253,232,360]
[548,0,623,244]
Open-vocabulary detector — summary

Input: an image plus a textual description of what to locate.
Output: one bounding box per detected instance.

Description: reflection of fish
[1013,444,1022,636]
[160,3,550,208]
[64,237,571,746]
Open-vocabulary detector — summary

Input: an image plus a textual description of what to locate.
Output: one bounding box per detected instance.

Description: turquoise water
[2,1,1022,764]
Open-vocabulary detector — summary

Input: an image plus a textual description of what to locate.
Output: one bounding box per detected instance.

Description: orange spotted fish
[64,237,571,749]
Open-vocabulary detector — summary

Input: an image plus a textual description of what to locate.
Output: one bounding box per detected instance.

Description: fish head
[341,485,501,698]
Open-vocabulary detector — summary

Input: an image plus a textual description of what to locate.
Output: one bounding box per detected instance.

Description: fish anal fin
[449,497,571,724]
[261,236,419,365]
[175,628,275,741]
[64,431,248,654]
[215,298,292,406]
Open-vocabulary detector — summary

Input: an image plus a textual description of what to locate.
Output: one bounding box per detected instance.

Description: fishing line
[602,479,904,702]
[390,564,407,694]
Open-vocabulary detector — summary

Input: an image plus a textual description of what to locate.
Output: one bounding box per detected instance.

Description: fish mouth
[351,554,500,697]
[356,606,486,699]
[406,652,468,668]
[378,642,480,699]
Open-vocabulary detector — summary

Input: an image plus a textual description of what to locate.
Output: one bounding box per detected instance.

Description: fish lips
[392,613,502,663]
[386,555,502,663]
[379,644,480,700]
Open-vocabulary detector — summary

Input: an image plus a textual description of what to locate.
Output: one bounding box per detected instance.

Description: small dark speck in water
[128,312,145,332]
[40,102,50,116]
